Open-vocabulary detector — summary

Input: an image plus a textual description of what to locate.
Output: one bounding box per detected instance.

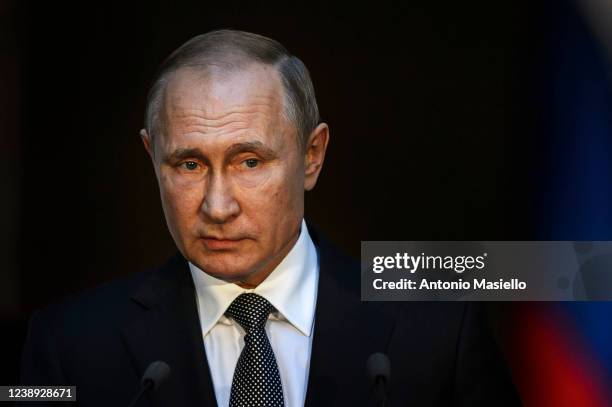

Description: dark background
[2,0,551,386]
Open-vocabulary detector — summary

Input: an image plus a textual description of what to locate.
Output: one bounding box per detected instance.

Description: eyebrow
[224,141,278,160]
[164,148,206,163]
[163,141,278,164]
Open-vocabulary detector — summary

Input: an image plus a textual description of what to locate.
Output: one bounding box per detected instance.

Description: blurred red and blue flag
[508,1,612,405]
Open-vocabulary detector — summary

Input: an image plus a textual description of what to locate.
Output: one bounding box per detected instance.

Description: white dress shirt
[189,219,319,407]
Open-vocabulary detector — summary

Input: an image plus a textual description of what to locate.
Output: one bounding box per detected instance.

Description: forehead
[162,63,286,128]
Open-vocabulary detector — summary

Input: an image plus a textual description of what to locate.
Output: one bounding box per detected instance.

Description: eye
[243,158,260,168]
[181,161,199,171]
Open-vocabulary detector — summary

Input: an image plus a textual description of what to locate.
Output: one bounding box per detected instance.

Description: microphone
[127,361,171,407]
[366,352,391,407]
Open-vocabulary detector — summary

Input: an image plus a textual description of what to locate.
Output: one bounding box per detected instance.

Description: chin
[191,256,255,282]
[207,268,256,284]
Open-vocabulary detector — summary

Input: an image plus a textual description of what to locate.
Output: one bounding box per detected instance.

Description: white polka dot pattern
[226,293,285,407]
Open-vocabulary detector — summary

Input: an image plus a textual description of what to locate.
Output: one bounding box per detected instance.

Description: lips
[200,236,246,250]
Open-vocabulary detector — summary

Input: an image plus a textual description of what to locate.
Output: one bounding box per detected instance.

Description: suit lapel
[305,228,395,406]
[121,254,217,407]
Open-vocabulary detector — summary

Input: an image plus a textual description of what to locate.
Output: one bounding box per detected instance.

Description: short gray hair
[144,29,320,150]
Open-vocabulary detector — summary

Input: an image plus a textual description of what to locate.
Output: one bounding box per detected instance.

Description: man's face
[145,64,312,286]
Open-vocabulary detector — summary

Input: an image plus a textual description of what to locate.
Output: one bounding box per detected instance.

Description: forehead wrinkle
[167,106,283,139]
[170,106,276,124]
[166,97,281,118]
[171,114,251,130]
[163,120,274,145]
[166,98,281,125]
[169,114,277,136]
[175,125,252,139]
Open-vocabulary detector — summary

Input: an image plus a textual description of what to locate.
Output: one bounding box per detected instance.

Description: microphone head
[366,352,391,384]
[141,361,171,390]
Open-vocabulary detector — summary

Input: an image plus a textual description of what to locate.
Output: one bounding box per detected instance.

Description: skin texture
[141,63,329,288]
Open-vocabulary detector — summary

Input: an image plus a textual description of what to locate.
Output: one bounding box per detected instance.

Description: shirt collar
[189,219,319,338]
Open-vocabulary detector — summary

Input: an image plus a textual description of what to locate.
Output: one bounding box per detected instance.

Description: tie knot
[226,293,275,333]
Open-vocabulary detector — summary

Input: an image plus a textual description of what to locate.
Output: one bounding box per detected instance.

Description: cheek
[159,172,204,224]
[234,166,275,189]
[238,165,303,227]
[240,166,293,205]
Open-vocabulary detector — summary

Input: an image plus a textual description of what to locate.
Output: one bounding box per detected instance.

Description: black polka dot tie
[226,293,285,407]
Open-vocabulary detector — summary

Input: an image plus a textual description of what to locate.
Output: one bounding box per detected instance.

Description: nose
[201,173,240,223]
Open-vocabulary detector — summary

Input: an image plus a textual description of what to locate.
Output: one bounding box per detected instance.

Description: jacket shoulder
[27,253,186,346]
[35,269,152,326]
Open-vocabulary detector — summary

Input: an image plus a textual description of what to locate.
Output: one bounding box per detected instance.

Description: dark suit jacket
[20,228,521,406]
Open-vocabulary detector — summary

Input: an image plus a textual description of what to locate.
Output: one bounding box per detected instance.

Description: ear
[140,129,154,161]
[304,123,330,191]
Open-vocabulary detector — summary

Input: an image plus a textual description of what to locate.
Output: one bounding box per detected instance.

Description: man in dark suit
[21,30,521,406]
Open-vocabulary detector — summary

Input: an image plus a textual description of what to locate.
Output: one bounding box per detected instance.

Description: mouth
[199,236,248,250]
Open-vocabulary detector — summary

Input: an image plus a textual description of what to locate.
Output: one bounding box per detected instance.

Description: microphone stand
[127,379,153,407]
[375,376,387,407]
